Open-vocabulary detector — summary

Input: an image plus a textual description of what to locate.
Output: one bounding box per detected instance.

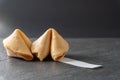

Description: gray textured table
[0,38,120,80]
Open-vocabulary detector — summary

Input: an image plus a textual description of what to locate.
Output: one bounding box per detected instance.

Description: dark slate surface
[0,38,120,80]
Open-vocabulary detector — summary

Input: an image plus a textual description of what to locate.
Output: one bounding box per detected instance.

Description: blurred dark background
[0,0,120,38]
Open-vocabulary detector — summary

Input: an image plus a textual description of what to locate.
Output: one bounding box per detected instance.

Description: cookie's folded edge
[31,28,52,61]
[51,28,69,61]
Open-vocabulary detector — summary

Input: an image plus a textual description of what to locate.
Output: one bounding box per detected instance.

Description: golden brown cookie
[3,29,33,60]
[51,28,69,61]
[31,28,52,61]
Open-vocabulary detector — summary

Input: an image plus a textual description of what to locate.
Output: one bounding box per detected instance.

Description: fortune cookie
[31,28,69,61]
[3,29,33,60]
[31,28,52,61]
[51,28,69,61]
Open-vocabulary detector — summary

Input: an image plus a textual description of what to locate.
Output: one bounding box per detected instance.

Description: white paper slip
[59,57,102,69]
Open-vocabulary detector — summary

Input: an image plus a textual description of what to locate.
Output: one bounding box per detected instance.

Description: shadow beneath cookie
[32,54,53,62]
[43,54,53,62]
